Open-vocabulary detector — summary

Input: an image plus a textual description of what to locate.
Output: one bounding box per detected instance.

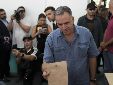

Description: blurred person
[32,13,52,54]
[77,2,103,73]
[98,7,109,72]
[100,0,113,73]
[42,6,99,85]
[0,8,12,82]
[77,2,103,47]
[44,6,58,30]
[8,6,31,82]
[8,6,31,49]
[32,14,52,84]
[12,35,42,85]
[98,7,108,33]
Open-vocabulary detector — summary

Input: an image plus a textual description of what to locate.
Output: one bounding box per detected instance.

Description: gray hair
[55,6,72,16]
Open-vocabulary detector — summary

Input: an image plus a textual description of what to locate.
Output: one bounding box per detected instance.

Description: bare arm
[100,38,113,50]
[31,26,40,39]
[89,57,97,80]
[105,38,113,47]
[22,53,36,61]
[12,49,36,61]
[18,21,30,33]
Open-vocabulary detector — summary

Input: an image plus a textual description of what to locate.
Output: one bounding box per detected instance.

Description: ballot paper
[105,73,113,85]
[43,61,68,85]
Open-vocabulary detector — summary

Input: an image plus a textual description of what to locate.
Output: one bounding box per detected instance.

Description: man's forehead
[56,12,72,18]
[0,11,5,13]
[24,39,32,42]
[0,11,6,16]
[45,10,53,14]
[56,14,72,22]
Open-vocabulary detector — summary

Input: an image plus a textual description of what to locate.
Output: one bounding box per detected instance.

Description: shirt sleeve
[88,31,100,58]
[31,47,38,60]
[43,34,55,63]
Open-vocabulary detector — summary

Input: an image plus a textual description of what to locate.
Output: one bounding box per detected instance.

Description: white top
[12,17,31,48]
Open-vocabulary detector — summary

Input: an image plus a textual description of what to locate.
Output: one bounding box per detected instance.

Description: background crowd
[0,0,113,85]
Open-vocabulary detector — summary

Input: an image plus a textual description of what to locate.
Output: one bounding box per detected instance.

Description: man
[100,0,113,73]
[77,2,103,73]
[12,35,43,85]
[0,9,12,81]
[77,2,103,48]
[8,6,31,78]
[8,6,31,49]
[42,6,99,85]
[44,6,57,30]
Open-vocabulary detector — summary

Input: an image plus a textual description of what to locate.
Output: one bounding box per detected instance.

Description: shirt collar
[26,47,33,53]
[27,48,31,53]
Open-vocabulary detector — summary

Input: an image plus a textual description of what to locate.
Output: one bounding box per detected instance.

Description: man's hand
[42,63,50,80]
[12,49,22,57]
[100,42,107,49]
[11,14,15,20]
[42,71,50,80]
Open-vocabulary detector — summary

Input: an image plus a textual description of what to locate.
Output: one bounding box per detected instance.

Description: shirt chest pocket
[77,42,89,57]
[54,46,66,60]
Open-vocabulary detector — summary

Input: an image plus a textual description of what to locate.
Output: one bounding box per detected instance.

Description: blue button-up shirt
[44,25,99,85]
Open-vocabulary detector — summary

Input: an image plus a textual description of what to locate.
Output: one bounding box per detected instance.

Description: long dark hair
[36,13,47,28]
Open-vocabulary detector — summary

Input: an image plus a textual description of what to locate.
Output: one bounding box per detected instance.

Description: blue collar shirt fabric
[44,25,99,85]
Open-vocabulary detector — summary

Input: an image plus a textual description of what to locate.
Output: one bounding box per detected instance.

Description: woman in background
[32,13,52,53]
[32,13,52,84]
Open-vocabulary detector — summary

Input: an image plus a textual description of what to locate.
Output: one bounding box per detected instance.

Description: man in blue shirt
[43,6,99,85]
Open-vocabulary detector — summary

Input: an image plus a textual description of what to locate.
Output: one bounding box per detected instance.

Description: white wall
[0,0,88,25]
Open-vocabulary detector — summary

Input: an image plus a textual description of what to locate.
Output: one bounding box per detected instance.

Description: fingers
[11,14,15,20]
[12,49,17,54]
[42,71,50,80]
[12,49,20,56]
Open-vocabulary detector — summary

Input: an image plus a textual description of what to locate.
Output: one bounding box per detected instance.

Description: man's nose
[62,24,67,29]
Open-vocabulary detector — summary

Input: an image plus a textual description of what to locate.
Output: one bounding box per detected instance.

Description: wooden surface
[105,73,113,85]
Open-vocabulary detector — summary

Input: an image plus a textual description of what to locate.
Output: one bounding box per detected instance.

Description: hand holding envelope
[42,61,68,85]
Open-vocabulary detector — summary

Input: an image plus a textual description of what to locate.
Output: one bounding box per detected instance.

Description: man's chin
[2,17,6,20]
[25,46,30,49]
[63,32,69,36]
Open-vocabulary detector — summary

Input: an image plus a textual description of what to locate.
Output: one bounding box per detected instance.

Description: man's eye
[58,24,62,26]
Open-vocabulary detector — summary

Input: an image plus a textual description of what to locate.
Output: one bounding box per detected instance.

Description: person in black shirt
[32,13,52,54]
[12,35,42,85]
